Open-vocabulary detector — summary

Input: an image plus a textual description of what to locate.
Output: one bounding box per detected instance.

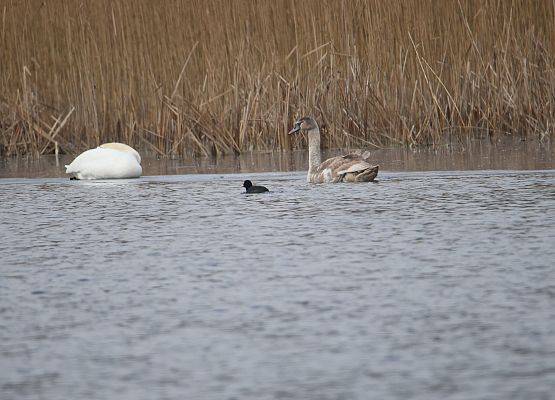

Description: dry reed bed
[0,0,554,157]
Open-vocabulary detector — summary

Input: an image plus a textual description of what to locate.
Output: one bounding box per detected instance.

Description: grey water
[1,143,555,400]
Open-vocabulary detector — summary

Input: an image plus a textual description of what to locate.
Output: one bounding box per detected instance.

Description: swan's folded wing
[65,148,102,173]
[316,156,342,171]
[311,156,368,181]
[342,151,374,162]
[336,160,374,175]
[65,148,141,179]
[341,153,359,160]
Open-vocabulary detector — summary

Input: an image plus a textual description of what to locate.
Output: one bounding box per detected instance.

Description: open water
[1,141,554,399]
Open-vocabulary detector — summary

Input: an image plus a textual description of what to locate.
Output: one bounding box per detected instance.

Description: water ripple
[0,170,554,400]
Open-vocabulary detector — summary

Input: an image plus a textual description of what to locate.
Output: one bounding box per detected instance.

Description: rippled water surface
[1,151,555,399]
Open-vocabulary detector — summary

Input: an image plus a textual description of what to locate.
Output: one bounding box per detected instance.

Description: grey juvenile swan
[288,117,379,183]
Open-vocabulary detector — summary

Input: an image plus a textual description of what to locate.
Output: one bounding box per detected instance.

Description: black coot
[243,180,269,194]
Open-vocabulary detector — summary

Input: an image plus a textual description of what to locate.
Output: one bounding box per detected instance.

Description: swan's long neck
[307,128,321,176]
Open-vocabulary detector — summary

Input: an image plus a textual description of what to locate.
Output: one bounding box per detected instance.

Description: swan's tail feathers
[360,151,373,161]
[356,165,379,182]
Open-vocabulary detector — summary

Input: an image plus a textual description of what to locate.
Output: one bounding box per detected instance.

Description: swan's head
[242,180,253,189]
[99,142,141,164]
[288,116,318,135]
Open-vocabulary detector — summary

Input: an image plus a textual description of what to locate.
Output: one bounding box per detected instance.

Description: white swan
[288,117,379,183]
[65,142,142,180]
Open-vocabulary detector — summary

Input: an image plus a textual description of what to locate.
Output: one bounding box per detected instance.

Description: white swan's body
[65,143,142,180]
[288,117,379,183]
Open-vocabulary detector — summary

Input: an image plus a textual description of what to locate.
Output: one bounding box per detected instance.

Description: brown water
[1,139,554,400]
[0,138,553,179]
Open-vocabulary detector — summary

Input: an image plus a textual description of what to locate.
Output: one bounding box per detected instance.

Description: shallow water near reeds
[1,142,554,400]
[1,138,554,179]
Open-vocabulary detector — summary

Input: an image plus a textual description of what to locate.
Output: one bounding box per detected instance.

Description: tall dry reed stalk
[1,0,554,157]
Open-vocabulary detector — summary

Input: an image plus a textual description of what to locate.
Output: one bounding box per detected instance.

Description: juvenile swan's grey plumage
[288,117,379,183]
